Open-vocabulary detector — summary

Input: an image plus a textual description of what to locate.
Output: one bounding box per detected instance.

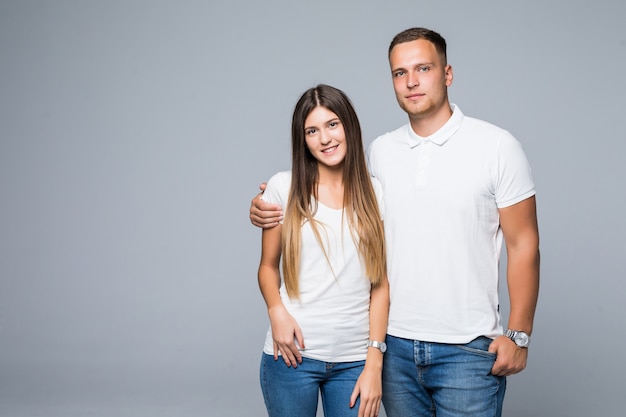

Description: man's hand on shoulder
[250,183,283,228]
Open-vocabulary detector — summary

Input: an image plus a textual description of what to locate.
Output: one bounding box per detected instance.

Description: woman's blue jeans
[260,353,365,417]
[382,335,506,417]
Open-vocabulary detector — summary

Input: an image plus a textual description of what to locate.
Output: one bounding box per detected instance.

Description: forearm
[365,279,389,369]
[258,264,283,312]
[506,246,540,333]
[368,279,389,340]
[499,196,540,335]
[258,225,284,311]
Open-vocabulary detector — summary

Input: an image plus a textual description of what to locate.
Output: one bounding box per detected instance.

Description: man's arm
[250,183,283,228]
[490,195,540,376]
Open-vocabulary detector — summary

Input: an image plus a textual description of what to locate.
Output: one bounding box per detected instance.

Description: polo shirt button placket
[415,141,431,186]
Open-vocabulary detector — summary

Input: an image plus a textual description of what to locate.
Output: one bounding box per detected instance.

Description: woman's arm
[258,224,304,367]
[351,274,390,417]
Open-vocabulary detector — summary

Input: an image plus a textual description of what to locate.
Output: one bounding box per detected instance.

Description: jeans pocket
[456,336,497,359]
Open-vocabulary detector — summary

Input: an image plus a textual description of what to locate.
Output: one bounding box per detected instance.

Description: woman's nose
[320,130,331,145]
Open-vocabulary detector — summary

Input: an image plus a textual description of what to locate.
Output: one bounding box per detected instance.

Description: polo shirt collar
[407,104,464,148]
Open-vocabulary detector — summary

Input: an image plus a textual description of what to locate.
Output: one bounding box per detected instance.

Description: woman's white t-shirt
[261,171,384,362]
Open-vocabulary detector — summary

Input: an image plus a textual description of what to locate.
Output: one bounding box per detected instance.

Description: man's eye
[393,71,405,77]
[419,66,430,72]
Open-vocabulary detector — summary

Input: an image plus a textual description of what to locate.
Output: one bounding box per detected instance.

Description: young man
[250,27,540,417]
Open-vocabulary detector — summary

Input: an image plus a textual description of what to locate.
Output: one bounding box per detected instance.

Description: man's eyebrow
[391,62,435,71]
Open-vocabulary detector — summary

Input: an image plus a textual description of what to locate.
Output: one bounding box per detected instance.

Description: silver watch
[366,340,387,353]
[506,329,530,348]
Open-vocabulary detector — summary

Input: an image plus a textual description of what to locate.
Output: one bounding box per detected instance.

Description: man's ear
[445,64,453,87]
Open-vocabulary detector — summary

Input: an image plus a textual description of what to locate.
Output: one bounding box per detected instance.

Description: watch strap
[366,340,386,352]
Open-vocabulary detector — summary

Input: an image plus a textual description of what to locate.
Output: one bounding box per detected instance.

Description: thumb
[488,338,499,354]
[349,383,360,408]
[295,327,305,350]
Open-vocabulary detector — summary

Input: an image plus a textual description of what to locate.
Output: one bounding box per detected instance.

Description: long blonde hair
[282,85,386,299]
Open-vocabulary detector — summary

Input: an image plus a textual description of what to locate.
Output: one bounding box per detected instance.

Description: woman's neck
[316,166,344,209]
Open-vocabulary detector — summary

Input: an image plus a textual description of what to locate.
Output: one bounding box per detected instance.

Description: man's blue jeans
[382,335,506,417]
[260,353,365,417]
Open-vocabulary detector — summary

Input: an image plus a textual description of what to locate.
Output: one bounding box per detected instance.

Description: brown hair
[389,27,447,65]
[282,84,386,299]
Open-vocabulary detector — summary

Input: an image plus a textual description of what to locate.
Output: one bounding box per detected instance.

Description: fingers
[277,342,302,368]
[292,329,304,365]
[273,334,303,367]
[276,330,303,367]
[489,336,528,376]
[269,308,304,367]
[356,395,380,417]
[350,384,359,407]
[273,342,297,367]
[492,357,526,376]
[294,327,305,351]
[251,216,281,229]
[491,361,504,376]
[250,182,282,227]
[351,379,381,417]
[252,193,278,213]
[250,193,283,228]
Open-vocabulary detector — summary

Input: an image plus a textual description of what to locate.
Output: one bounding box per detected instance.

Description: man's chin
[405,107,432,119]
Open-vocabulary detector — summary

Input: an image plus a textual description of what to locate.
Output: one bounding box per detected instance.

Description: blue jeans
[260,353,365,417]
[382,335,506,417]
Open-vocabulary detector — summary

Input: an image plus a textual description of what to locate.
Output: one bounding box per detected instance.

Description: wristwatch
[506,329,530,348]
[366,340,387,353]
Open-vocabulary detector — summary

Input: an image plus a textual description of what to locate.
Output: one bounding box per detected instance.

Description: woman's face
[303,106,347,170]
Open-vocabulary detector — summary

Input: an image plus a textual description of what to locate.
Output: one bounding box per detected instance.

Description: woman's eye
[306,129,316,135]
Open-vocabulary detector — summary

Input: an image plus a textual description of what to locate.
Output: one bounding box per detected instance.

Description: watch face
[514,332,529,347]
[506,330,530,347]
[379,342,387,353]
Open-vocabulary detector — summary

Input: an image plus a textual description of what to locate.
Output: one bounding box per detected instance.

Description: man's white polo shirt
[367,105,535,343]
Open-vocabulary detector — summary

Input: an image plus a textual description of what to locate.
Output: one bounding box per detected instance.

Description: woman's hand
[268,304,305,367]
[350,362,383,417]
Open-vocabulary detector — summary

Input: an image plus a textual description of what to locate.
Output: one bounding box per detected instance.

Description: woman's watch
[505,329,530,348]
[366,340,387,353]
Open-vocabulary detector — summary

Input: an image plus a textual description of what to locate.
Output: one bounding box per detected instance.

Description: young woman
[258,84,389,417]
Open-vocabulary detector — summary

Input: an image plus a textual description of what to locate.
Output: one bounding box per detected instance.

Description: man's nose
[407,72,420,88]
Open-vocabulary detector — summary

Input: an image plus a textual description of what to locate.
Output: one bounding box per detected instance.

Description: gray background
[1,1,625,416]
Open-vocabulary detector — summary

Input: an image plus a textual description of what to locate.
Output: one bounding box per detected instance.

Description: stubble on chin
[401,99,434,120]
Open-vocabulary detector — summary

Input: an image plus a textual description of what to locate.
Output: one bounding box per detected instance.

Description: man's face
[389,39,453,122]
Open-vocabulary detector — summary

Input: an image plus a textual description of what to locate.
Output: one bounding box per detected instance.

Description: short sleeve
[370,176,385,220]
[366,141,378,178]
[261,171,292,217]
[495,132,535,208]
